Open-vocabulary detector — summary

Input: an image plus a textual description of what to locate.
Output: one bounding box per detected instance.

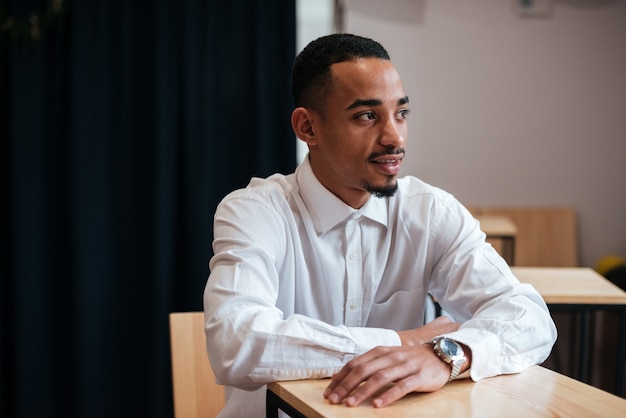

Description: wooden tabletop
[267,366,626,417]
[511,267,626,305]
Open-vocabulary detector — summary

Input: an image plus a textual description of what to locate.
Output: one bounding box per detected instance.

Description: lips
[373,157,402,164]
[371,153,404,175]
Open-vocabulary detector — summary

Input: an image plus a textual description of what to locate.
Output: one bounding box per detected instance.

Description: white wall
[344,0,626,267]
[296,0,336,162]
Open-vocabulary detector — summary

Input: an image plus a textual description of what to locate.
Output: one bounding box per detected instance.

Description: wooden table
[266,366,626,417]
[512,267,626,396]
[476,214,517,264]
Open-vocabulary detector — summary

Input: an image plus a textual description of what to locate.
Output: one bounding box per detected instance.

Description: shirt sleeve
[204,191,400,390]
[424,195,557,380]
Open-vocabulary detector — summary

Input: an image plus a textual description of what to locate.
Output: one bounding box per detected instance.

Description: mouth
[372,156,403,164]
[370,152,404,175]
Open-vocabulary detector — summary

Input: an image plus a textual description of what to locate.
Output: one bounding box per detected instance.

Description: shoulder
[395,176,456,207]
[221,173,294,205]
[215,173,297,224]
[393,175,473,228]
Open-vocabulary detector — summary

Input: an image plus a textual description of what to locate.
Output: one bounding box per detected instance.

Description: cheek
[333,140,367,164]
[319,129,350,153]
[319,123,371,159]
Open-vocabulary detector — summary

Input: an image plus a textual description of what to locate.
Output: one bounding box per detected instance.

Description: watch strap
[449,359,463,381]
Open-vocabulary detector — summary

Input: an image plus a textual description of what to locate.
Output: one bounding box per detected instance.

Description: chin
[365,180,398,198]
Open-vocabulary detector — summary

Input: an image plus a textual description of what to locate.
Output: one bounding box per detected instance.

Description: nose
[380,116,406,149]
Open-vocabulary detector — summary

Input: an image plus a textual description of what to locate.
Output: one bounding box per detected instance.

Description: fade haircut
[291,34,390,116]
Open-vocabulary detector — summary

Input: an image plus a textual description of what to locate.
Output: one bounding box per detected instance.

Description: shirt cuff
[348,327,402,353]
[440,328,501,381]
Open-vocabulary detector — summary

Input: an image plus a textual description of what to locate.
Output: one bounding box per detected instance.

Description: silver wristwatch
[430,337,466,381]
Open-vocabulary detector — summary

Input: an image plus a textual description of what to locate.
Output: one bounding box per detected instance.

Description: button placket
[344,216,363,326]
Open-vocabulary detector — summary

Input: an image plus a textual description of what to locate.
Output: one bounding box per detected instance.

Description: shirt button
[349,252,357,260]
[349,303,357,310]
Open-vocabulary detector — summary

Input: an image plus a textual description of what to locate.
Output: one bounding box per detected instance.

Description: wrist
[458,342,472,374]
[429,337,472,381]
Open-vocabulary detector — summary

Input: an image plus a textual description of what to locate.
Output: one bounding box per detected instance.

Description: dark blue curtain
[0,1,296,417]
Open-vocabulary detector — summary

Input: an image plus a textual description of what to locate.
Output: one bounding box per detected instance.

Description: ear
[291,107,318,146]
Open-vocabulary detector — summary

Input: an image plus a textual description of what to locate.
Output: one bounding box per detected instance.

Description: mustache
[368,148,405,160]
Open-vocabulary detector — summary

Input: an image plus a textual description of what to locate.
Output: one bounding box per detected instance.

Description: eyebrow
[345,96,410,111]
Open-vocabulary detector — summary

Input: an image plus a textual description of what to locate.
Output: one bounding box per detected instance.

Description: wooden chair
[169,312,225,418]
[469,206,578,267]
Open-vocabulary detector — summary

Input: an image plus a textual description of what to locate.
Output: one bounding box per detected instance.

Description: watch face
[440,338,463,358]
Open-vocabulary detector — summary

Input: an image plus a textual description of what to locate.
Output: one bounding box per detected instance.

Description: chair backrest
[469,206,578,267]
[169,312,225,418]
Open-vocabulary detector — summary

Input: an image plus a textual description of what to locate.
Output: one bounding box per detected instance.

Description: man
[204,34,556,417]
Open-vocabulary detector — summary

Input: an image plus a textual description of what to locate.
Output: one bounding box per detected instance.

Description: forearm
[442,291,556,380]
[205,292,400,389]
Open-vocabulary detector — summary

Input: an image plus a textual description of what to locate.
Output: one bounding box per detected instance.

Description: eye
[397,108,410,120]
[356,111,376,121]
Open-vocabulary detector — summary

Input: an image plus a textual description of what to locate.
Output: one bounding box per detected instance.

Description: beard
[364,176,398,198]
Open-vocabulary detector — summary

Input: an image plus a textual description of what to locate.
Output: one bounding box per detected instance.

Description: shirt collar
[296,156,389,235]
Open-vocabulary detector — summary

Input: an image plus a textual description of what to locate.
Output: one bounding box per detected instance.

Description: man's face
[307,58,409,209]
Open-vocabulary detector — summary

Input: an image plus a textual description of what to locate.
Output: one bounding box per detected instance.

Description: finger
[323,374,338,398]
[371,368,446,408]
[333,348,415,407]
[372,375,419,408]
[370,351,450,408]
[342,345,450,408]
[325,346,390,397]
[324,347,394,404]
[342,363,405,407]
[324,359,361,398]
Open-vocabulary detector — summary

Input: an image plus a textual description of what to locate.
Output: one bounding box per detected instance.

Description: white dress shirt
[204,156,556,418]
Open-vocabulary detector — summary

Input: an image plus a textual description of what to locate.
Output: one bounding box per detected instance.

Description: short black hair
[291,34,390,114]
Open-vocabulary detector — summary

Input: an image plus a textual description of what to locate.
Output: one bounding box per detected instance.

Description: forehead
[328,58,405,107]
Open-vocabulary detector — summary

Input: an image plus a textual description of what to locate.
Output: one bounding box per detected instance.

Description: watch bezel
[435,338,465,363]
[431,337,466,381]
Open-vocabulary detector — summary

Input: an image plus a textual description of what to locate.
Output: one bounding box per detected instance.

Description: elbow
[207,340,265,391]
[211,362,263,391]
[541,315,559,362]
[205,317,267,391]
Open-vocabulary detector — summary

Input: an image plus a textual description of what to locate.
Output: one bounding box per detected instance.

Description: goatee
[365,177,398,198]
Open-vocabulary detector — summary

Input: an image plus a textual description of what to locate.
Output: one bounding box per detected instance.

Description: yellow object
[595,254,626,277]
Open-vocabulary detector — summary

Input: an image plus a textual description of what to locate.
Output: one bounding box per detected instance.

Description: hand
[324,317,463,408]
